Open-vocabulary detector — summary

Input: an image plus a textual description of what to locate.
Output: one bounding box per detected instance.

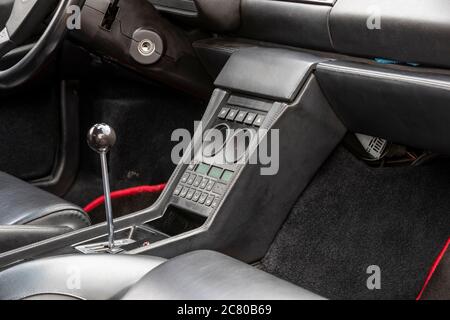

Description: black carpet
[261,146,450,300]
[0,81,60,180]
[64,67,206,207]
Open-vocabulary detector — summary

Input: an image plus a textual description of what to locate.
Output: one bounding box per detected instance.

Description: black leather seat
[0,250,324,300]
[0,172,90,252]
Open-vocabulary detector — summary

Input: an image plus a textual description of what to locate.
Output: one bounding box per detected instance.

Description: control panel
[217,105,266,127]
[172,162,234,217]
[170,97,271,217]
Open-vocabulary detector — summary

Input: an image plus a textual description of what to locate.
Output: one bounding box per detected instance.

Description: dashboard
[151,0,450,69]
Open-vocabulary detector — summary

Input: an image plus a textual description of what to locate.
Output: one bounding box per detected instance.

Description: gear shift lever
[87,123,117,251]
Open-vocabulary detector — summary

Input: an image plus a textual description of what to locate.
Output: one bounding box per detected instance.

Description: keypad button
[180,187,189,198]
[205,180,215,191]
[212,182,227,195]
[193,176,203,187]
[205,195,215,206]
[235,111,247,123]
[187,174,196,185]
[173,185,182,196]
[181,173,190,183]
[211,197,221,208]
[244,113,257,125]
[199,178,209,189]
[187,163,196,171]
[254,114,266,127]
[186,189,195,200]
[192,191,202,202]
[226,109,239,121]
[218,107,230,119]
[198,193,208,204]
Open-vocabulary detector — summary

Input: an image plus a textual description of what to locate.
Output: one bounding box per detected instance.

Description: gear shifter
[87,123,118,252]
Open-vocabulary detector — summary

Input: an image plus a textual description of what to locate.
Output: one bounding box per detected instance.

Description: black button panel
[218,106,266,127]
[173,162,235,210]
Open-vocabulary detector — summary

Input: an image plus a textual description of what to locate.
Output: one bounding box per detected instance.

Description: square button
[181,173,190,183]
[211,197,221,208]
[180,187,189,198]
[186,189,195,200]
[205,195,215,206]
[187,174,196,185]
[192,191,202,202]
[193,176,203,187]
[212,182,227,195]
[235,111,247,123]
[187,162,196,171]
[218,107,230,119]
[205,180,215,191]
[254,114,266,127]
[244,113,257,125]
[173,185,182,196]
[199,178,209,189]
[226,109,239,121]
[198,193,208,204]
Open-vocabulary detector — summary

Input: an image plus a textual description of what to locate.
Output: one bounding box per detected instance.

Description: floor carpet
[261,146,450,300]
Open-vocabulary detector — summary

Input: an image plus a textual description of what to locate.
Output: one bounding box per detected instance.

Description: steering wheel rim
[0,0,84,90]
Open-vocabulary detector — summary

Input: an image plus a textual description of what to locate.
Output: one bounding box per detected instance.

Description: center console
[0,47,346,268]
[171,98,270,218]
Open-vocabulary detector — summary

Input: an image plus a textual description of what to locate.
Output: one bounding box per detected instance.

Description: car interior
[0,0,449,300]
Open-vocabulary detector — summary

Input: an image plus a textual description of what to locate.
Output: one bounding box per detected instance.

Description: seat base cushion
[121,250,324,300]
[0,251,324,300]
[0,254,166,300]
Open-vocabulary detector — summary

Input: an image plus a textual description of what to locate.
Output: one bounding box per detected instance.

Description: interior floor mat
[63,67,205,206]
[261,146,450,300]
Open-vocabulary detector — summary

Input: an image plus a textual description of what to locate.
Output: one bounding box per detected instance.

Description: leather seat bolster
[0,171,90,228]
[0,254,167,300]
[0,225,72,253]
[122,250,325,300]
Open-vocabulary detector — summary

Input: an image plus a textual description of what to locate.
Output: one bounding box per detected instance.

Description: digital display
[208,166,223,179]
[195,163,210,175]
[221,170,234,182]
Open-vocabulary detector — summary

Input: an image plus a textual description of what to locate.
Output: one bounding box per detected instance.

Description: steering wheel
[0,0,84,89]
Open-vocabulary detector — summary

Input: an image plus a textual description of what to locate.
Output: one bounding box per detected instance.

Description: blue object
[374,58,419,67]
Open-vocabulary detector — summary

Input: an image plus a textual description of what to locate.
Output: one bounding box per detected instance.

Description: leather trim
[215,47,328,102]
[0,254,166,300]
[0,225,71,253]
[330,0,450,68]
[0,171,90,229]
[315,61,450,155]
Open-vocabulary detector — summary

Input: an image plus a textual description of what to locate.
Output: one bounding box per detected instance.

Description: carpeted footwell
[261,146,450,300]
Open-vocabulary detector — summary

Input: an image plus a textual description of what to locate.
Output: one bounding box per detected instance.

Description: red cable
[416,237,450,300]
[83,184,166,213]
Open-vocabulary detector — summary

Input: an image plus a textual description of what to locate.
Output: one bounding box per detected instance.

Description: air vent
[355,133,387,160]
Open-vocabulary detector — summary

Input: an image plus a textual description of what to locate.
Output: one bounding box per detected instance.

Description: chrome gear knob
[87,123,117,251]
[87,123,117,154]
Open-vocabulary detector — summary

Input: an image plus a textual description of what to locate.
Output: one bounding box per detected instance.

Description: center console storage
[74,207,206,254]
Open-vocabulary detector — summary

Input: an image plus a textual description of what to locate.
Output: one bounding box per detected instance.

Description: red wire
[416,237,450,300]
[83,184,166,213]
